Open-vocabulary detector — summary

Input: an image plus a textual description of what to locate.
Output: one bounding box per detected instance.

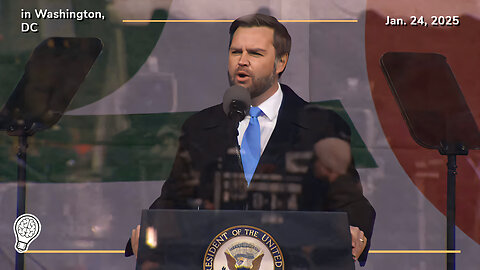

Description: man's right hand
[131,225,140,258]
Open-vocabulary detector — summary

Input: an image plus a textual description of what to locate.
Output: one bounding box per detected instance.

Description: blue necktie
[241,107,262,185]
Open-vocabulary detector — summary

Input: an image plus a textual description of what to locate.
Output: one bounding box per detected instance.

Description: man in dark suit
[128,13,375,266]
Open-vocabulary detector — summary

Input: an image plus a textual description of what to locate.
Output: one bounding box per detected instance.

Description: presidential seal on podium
[203,225,284,270]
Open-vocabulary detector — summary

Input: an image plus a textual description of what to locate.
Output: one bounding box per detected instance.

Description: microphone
[222,85,251,123]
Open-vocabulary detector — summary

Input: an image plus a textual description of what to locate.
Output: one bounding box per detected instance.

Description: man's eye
[231,51,241,55]
[251,52,262,56]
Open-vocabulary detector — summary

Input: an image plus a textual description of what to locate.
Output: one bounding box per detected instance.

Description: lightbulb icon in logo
[13,214,41,253]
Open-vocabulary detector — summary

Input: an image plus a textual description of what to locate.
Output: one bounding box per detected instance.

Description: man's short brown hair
[229,14,291,77]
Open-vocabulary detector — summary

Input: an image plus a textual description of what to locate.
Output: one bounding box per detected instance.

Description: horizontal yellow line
[25,249,460,254]
[369,250,461,254]
[122,19,357,23]
[25,250,124,254]
[281,20,357,23]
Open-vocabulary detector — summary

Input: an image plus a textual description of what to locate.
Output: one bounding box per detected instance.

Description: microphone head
[222,85,251,122]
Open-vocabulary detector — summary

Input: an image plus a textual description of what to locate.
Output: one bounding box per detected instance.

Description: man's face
[228,26,281,99]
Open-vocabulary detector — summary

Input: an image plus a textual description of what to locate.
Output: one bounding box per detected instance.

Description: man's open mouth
[237,71,249,78]
[236,71,251,82]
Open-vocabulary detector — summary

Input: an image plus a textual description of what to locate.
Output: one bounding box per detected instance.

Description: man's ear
[275,53,288,75]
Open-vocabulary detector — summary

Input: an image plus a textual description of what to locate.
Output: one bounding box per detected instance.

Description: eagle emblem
[203,225,283,270]
[224,242,264,270]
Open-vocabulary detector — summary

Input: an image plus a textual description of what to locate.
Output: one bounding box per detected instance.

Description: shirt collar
[257,83,283,121]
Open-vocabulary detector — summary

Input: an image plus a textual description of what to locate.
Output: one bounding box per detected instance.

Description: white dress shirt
[237,83,283,154]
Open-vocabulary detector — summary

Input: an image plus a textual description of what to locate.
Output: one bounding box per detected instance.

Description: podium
[136,210,354,270]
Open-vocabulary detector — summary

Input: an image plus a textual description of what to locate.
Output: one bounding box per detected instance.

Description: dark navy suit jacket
[127,84,375,265]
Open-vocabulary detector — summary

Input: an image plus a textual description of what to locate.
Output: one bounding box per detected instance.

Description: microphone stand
[214,98,249,209]
[228,99,248,170]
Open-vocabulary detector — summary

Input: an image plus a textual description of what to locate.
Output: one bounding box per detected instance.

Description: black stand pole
[15,134,28,270]
[446,154,457,270]
[439,144,467,270]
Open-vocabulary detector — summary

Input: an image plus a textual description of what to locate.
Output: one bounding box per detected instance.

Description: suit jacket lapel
[255,84,307,175]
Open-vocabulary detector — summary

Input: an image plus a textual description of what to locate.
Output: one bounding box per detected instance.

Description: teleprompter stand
[381,52,480,270]
[0,37,103,270]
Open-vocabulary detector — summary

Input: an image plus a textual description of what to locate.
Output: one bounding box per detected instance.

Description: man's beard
[228,63,277,99]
